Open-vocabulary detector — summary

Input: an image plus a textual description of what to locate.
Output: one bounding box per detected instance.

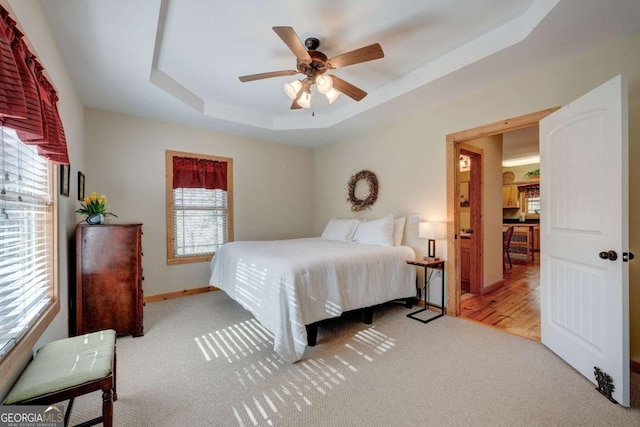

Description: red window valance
[524,185,540,198]
[0,6,69,164]
[173,156,227,191]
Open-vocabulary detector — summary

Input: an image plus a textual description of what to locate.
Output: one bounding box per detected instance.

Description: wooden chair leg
[64,397,75,426]
[102,387,113,427]
[112,351,118,401]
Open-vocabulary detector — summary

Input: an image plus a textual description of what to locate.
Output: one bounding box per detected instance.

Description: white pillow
[353,214,394,246]
[321,218,360,242]
[393,217,406,246]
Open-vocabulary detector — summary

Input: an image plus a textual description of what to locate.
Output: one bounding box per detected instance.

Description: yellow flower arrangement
[76,192,118,217]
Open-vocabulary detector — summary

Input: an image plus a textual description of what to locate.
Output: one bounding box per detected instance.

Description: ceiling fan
[238,26,384,110]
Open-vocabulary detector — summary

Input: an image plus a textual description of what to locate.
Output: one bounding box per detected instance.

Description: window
[166,150,233,264]
[0,5,66,388]
[525,196,541,215]
[521,184,540,218]
[0,127,58,363]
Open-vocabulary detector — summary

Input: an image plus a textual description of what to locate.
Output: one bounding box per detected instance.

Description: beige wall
[314,32,640,357]
[84,109,315,297]
[504,163,541,183]
[1,0,85,396]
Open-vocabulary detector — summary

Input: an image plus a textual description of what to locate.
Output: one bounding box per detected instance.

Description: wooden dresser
[74,223,144,337]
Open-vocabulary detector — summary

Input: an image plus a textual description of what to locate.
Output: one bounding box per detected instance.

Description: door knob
[599,250,618,261]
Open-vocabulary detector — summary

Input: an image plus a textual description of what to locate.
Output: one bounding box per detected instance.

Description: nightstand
[406,259,446,323]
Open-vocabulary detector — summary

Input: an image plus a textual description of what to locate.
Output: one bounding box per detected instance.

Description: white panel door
[539,75,629,406]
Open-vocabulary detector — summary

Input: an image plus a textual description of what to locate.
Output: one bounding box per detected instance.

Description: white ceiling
[39,0,640,148]
[503,126,539,162]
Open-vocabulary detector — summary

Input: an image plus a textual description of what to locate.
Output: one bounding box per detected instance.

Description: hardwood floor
[460,258,540,342]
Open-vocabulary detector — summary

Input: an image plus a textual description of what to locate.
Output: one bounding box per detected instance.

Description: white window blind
[526,196,541,215]
[173,188,227,257]
[0,126,52,361]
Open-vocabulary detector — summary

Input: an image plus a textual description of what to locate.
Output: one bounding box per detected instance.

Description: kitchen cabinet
[502,185,519,208]
[533,225,540,252]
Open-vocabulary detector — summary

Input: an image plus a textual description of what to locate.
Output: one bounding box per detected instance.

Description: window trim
[165,150,234,265]
[0,161,60,394]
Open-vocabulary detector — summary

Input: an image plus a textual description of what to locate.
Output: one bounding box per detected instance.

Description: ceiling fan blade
[327,43,384,69]
[290,100,302,110]
[273,26,311,62]
[330,75,367,101]
[238,70,298,82]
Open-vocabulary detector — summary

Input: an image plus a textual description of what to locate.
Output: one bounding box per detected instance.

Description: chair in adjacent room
[503,226,514,270]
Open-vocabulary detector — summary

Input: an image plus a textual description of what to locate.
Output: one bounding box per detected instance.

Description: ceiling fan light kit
[315,74,333,94]
[284,80,302,99]
[239,26,384,111]
[325,87,341,104]
[296,91,312,109]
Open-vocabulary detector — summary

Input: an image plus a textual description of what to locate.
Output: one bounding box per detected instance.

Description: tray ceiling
[39,0,640,146]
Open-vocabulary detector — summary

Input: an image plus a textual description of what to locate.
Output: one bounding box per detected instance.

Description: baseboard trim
[482,279,505,295]
[144,286,219,303]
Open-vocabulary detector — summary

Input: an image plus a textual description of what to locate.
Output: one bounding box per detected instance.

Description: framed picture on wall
[60,164,70,197]
[78,171,85,201]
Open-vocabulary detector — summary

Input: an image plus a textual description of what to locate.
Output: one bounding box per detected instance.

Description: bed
[208,216,416,362]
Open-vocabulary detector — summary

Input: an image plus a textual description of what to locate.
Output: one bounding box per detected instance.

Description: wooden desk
[406,259,446,324]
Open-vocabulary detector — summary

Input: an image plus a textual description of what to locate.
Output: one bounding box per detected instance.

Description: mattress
[209,237,416,362]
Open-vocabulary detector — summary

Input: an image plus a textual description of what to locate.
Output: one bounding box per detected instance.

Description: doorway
[459,127,542,340]
[446,77,631,406]
[444,107,559,318]
[458,145,482,296]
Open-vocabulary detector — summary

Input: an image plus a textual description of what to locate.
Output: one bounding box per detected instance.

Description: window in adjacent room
[0,127,58,362]
[521,184,540,218]
[166,150,233,265]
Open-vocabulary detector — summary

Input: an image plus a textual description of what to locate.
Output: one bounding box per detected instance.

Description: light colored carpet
[68,291,640,426]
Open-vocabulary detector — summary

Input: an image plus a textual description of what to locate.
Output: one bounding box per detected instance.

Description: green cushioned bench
[3,329,117,427]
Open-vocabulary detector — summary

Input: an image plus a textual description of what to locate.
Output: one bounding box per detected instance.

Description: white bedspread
[209,237,416,362]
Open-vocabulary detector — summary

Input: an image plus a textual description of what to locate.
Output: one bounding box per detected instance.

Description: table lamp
[419,221,446,260]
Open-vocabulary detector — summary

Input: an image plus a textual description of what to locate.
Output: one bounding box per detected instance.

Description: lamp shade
[418,222,429,238]
[419,221,446,239]
[315,75,333,94]
[325,88,341,104]
[284,80,302,100]
[297,91,311,109]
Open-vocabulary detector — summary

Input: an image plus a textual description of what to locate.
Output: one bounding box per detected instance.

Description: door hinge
[623,252,635,262]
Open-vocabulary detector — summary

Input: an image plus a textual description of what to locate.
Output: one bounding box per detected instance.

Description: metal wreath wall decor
[347,170,379,212]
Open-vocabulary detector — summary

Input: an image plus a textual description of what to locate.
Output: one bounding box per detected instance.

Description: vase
[87,213,105,225]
